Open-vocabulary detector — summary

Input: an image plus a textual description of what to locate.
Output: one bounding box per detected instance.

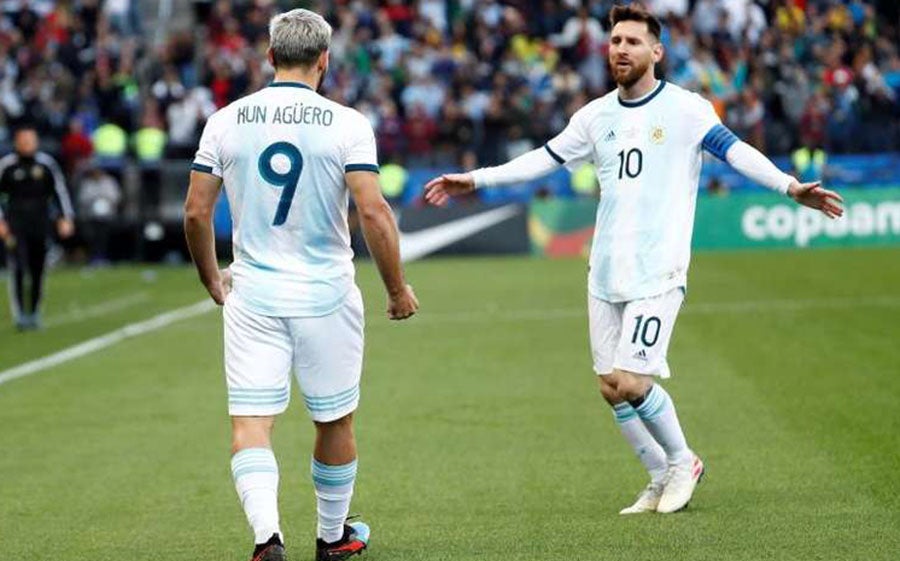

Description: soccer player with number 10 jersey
[425,4,843,515]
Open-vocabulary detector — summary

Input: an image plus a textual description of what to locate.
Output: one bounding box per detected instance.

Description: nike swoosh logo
[398,204,521,263]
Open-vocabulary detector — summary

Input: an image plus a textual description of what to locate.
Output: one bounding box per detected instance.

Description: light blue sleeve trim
[701,124,740,162]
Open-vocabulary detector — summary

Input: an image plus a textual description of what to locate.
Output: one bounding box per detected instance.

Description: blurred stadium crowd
[0,0,898,175]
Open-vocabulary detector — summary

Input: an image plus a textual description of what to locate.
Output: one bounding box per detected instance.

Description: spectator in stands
[0,0,897,184]
[403,104,439,166]
[792,141,828,185]
[60,118,93,175]
[133,101,167,163]
[799,88,831,150]
[165,87,215,158]
[91,120,127,160]
[727,88,766,151]
[77,164,121,265]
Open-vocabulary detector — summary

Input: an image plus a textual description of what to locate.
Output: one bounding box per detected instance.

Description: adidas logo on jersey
[633,349,648,361]
[604,130,617,142]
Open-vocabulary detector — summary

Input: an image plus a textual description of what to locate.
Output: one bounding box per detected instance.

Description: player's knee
[598,376,620,405]
[315,412,354,432]
[231,416,275,454]
[613,371,652,402]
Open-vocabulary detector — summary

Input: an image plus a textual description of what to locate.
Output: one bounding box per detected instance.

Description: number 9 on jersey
[258,141,304,226]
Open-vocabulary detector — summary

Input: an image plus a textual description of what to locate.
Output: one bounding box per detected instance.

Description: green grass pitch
[1,248,899,560]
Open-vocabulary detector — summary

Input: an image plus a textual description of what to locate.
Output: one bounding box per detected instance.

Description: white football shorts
[223,285,364,422]
[588,287,684,378]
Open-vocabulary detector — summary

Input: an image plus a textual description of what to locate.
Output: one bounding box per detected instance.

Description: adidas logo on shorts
[633,349,648,361]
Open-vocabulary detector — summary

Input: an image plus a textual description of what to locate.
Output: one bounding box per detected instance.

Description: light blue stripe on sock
[232,458,276,470]
[313,475,355,486]
[232,448,274,459]
[231,448,277,479]
[635,387,663,417]
[613,403,639,423]
[312,460,357,477]
[233,466,278,479]
[635,386,668,420]
[311,458,357,487]
[642,402,668,420]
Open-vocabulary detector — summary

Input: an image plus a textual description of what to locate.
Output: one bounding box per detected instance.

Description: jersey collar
[618,80,666,108]
[268,81,314,91]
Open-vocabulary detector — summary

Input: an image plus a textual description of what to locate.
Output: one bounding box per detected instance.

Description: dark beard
[613,60,651,88]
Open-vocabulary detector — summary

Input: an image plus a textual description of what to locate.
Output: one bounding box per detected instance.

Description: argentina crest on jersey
[649,121,666,145]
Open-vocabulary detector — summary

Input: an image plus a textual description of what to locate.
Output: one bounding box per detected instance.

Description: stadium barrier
[349,201,530,261]
[6,161,888,266]
[530,187,900,257]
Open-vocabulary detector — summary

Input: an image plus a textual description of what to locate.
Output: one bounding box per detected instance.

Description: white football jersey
[545,81,722,302]
[192,82,378,317]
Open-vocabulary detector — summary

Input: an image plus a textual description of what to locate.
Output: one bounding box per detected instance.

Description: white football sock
[231,448,282,544]
[311,458,357,543]
[612,402,668,483]
[632,384,692,465]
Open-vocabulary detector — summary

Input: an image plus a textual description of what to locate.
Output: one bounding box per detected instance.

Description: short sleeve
[687,95,724,147]
[688,94,742,161]
[343,111,379,174]
[544,107,594,172]
[191,113,223,177]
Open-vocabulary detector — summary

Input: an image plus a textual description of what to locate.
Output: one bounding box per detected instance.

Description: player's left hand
[56,218,75,239]
[787,181,844,219]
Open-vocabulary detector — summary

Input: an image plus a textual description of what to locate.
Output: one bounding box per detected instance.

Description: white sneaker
[656,453,705,513]
[619,482,665,515]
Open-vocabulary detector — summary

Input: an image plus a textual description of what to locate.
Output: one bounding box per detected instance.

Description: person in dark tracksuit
[0,126,75,331]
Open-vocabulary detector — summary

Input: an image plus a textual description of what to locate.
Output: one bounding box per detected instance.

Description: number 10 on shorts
[631,314,661,347]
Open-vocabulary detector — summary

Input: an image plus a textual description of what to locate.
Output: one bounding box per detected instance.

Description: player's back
[193,82,379,317]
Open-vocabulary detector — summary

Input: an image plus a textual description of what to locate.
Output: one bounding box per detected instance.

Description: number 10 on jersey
[258,141,304,226]
[617,148,643,180]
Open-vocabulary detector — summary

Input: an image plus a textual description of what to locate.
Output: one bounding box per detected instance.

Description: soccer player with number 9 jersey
[184,9,418,561]
[425,4,843,515]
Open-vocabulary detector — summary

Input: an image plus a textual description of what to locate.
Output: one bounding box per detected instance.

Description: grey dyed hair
[269,9,332,68]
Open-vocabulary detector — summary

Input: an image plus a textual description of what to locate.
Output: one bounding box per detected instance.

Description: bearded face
[611,54,652,88]
[608,21,661,88]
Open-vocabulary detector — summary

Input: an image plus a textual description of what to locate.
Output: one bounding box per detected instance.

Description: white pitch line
[0,300,217,387]
[3,295,898,386]
[43,292,151,328]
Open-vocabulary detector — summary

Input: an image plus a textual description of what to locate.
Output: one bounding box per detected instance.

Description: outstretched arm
[704,125,843,218]
[424,147,561,206]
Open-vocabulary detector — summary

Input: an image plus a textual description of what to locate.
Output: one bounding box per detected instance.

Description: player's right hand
[0,219,9,242]
[388,284,418,320]
[207,269,232,306]
[423,173,475,206]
